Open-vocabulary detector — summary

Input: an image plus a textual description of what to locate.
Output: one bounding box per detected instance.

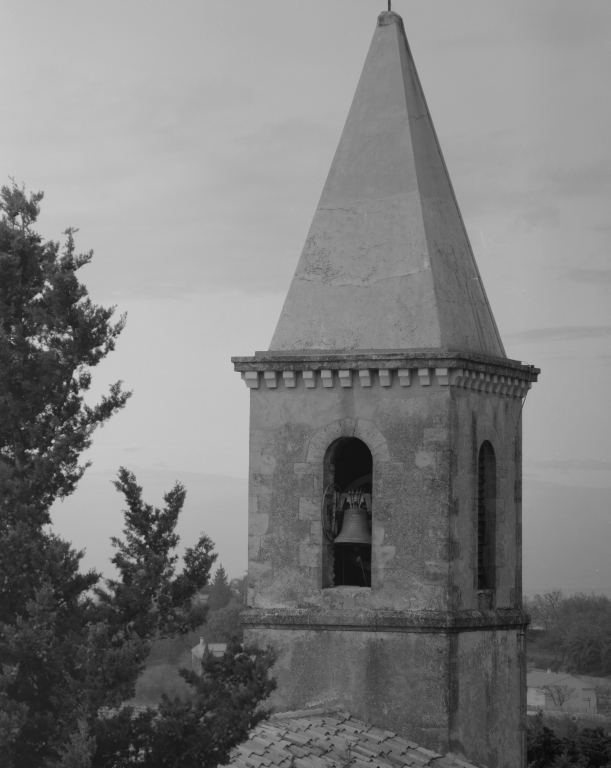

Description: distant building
[191,638,227,674]
[527,671,597,714]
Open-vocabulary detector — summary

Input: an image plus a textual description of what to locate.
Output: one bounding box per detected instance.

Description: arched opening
[477,441,496,591]
[322,438,372,588]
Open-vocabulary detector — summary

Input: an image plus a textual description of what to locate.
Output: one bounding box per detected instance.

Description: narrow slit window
[477,441,496,591]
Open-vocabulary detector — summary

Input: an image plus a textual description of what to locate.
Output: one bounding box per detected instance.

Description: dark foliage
[206,606,244,644]
[92,642,276,768]
[229,575,248,605]
[528,713,565,767]
[0,186,275,767]
[207,565,234,612]
[525,591,611,676]
[1,465,218,767]
[0,183,129,528]
[527,713,611,767]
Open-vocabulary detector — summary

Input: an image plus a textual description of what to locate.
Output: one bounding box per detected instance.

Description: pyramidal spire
[270,11,505,358]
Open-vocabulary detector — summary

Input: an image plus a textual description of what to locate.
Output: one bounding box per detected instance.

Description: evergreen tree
[208,565,233,612]
[0,185,275,767]
[230,575,248,605]
[527,713,611,768]
[528,590,611,676]
[205,606,244,644]
[527,713,564,768]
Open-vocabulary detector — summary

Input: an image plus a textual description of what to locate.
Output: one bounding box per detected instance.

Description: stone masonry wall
[247,372,522,612]
[245,371,526,768]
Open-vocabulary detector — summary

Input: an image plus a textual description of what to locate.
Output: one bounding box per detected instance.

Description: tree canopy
[0,184,274,768]
[208,565,234,612]
[527,713,611,768]
[526,591,611,677]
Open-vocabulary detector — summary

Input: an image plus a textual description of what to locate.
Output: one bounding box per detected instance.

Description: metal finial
[388,0,391,9]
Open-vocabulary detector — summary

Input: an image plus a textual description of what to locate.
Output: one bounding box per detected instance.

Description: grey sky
[2,1,610,580]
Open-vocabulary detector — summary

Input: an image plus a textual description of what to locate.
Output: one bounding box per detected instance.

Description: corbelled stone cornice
[232,350,539,397]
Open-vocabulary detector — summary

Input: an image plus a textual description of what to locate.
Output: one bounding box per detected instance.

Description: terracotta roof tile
[352,757,374,768]
[382,755,411,768]
[390,754,416,767]
[352,744,381,759]
[292,718,321,729]
[267,746,294,760]
[415,747,442,759]
[365,727,394,742]
[284,731,315,745]
[307,727,336,739]
[225,709,484,768]
[244,755,272,768]
[389,737,418,750]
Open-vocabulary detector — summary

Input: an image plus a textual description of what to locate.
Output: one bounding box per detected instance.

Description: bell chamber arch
[321,437,373,588]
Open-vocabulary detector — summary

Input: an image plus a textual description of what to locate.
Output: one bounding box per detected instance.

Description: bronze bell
[334,507,372,545]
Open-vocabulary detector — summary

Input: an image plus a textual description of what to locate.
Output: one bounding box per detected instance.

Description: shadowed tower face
[233,11,538,768]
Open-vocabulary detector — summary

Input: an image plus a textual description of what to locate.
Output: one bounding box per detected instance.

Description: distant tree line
[527,712,611,767]
[525,591,611,677]
[201,566,246,644]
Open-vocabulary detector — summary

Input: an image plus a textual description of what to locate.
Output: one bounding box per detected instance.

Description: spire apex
[270,11,505,358]
[377,11,403,27]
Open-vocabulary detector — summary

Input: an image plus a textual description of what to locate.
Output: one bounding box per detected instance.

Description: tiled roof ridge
[271,706,350,721]
[227,708,486,768]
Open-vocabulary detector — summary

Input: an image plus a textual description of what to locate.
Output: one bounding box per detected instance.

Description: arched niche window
[477,441,496,591]
[321,438,372,588]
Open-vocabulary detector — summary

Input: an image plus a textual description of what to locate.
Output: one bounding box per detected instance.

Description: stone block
[435,368,449,386]
[303,370,316,388]
[249,535,261,559]
[249,451,261,472]
[321,370,334,388]
[244,371,259,389]
[299,540,320,568]
[250,513,269,536]
[248,560,272,588]
[283,371,297,388]
[418,368,431,386]
[415,450,435,469]
[377,545,396,567]
[338,370,352,387]
[424,428,448,444]
[293,462,314,476]
[260,454,277,475]
[264,371,278,388]
[378,369,392,387]
[359,369,372,387]
[298,497,319,521]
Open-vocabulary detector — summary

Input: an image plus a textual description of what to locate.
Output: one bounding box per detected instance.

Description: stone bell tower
[232,11,538,768]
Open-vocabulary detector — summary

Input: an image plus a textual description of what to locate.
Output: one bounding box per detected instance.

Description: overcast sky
[2,1,610,581]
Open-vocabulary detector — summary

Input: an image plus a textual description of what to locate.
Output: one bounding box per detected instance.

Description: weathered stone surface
[234,9,538,768]
[243,371,527,766]
[247,627,451,749]
[269,13,504,357]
